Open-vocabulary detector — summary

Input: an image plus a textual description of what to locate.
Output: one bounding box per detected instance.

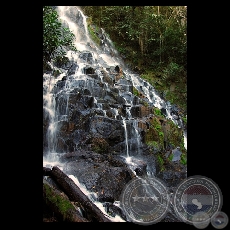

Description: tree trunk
[43,180,89,222]
[50,166,112,222]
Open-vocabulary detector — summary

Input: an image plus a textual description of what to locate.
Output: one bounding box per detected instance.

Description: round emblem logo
[173,175,223,224]
[192,211,211,229]
[211,211,229,229]
[120,176,170,225]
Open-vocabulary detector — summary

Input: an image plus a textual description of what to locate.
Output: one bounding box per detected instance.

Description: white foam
[68,174,125,222]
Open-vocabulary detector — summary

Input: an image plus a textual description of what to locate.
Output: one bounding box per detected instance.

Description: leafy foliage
[162,62,184,82]
[43,6,77,65]
[180,154,187,165]
[81,6,187,115]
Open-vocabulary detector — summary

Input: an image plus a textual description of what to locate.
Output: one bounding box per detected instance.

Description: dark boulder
[67,63,79,75]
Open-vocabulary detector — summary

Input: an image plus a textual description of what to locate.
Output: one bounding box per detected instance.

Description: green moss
[146,140,159,148]
[53,69,61,78]
[166,119,186,154]
[91,137,109,154]
[139,69,187,116]
[153,107,164,117]
[141,73,155,86]
[182,115,187,125]
[165,87,187,113]
[44,183,75,221]
[133,87,139,96]
[145,117,164,149]
[142,100,149,107]
[88,24,101,46]
[168,153,173,161]
[159,131,164,137]
[157,154,165,171]
[54,56,69,67]
[180,153,187,165]
[144,114,187,157]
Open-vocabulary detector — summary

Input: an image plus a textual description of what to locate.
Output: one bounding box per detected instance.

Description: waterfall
[122,118,129,158]
[133,119,141,155]
[43,6,187,222]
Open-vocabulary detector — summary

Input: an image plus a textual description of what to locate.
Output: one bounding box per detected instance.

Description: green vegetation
[144,111,186,155]
[43,6,187,159]
[180,153,187,165]
[133,87,139,96]
[153,107,163,117]
[168,153,173,161]
[146,140,159,150]
[182,115,187,127]
[156,154,165,171]
[166,119,186,154]
[43,6,77,68]
[141,75,155,86]
[182,116,187,124]
[43,183,76,221]
[139,99,149,107]
[53,69,61,78]
[91,137,109,154]
[87,22,101,46]
[53,55,69,67]
[81,6,187,115]
[145,117,164,150]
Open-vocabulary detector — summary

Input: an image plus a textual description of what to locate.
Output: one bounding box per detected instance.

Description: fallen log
[50,166,112,222]
[43,180,89,222]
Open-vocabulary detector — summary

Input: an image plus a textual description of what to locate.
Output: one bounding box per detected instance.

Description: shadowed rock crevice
[43,6,187,222]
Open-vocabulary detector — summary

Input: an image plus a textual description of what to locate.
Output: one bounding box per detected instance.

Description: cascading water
[43,6,187,222]
[122,118,129,157]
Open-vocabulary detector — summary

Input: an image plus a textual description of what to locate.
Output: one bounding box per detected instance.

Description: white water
[43,5,187,222]
[43,6,130,221]
[133,120,141,155]
[57,6,91,50]
[68,174,125,222]
[128,72,187,150]
[122,118,129,157]
[183,129,187,150]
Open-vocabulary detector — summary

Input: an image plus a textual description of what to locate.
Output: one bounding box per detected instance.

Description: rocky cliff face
[43,6,187,222]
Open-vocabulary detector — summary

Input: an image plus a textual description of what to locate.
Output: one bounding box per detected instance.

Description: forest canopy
[43,6,187,114]
[81,6,187,114]
[43,6,76,65]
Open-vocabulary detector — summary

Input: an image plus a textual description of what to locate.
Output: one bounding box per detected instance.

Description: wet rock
[171,147,182,161]
[114,65,120,73]
[87,74,99,80]
[89,116,125,146]
[161,211,181,222]
[157,169,187,188]
[67,62,79,75]
[62,76,68,82]
[62,151,133,202]
[43,7,187,221]
[103,202,127,221]
[161,108,167,116]
[83,66,95,74]
[79,51,94,64]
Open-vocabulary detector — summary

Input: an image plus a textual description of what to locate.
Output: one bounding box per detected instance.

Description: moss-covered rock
[43,181,88,222]
[91,137,109,154]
